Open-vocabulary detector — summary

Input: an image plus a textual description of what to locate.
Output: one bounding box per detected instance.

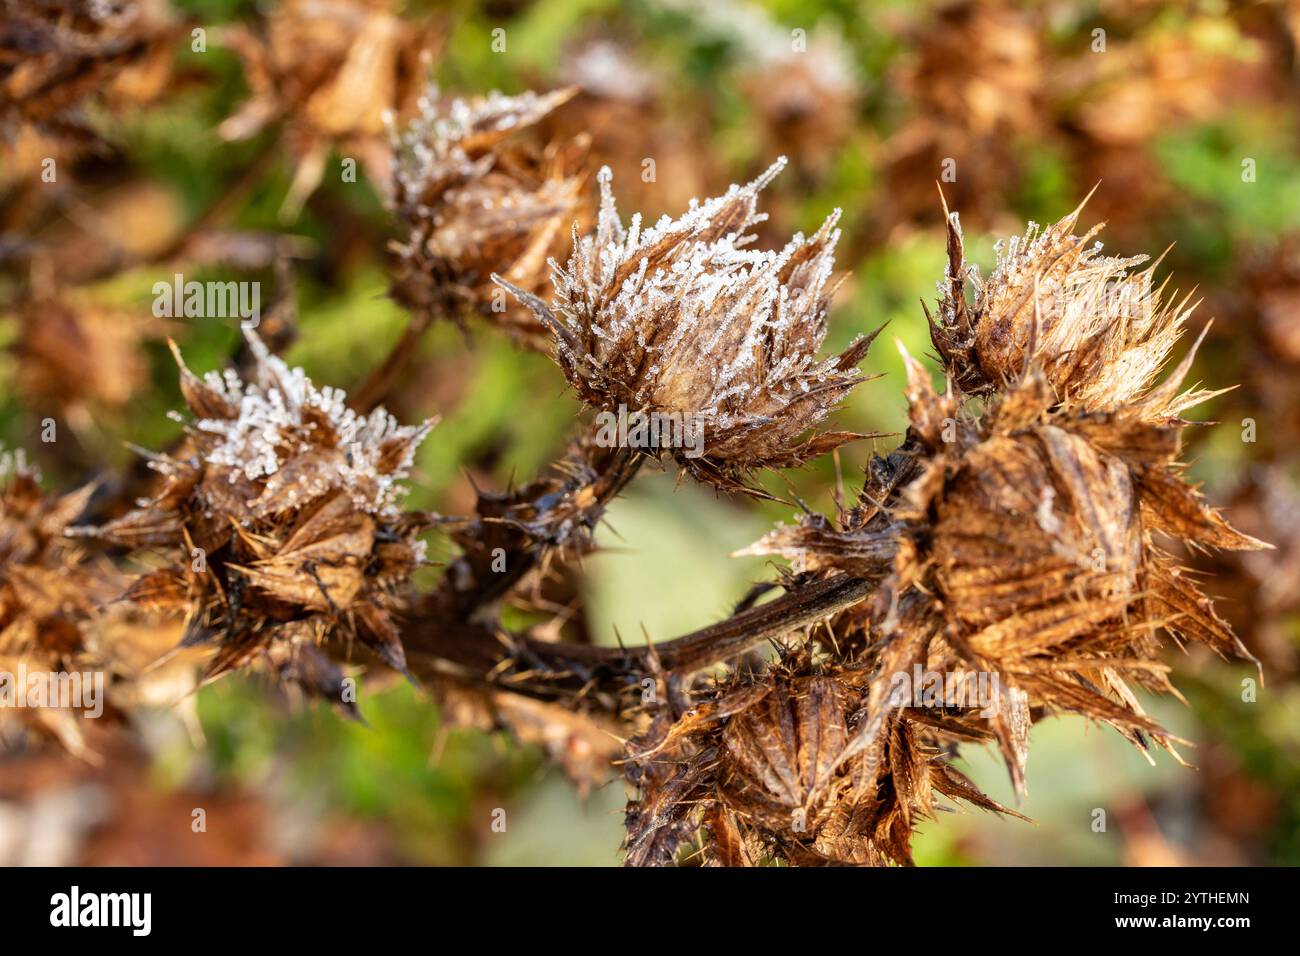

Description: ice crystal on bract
[89,333,434,714]
[928,196,1195,409]
[185,332,430,519]
[497,158,878,494]
[390,85,589,349]
[391,86,578,200]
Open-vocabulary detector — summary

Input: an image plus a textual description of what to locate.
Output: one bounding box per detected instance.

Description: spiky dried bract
[437,436,640,618]
[0,449,112,755]
[88,333,433,714]
[623,647,1020,867]
[929,199,1197,409]
[389,85,589,348]
[902,208,1266,776]
[498,159,877,494]
[887,338,1263,789]
[0,0,180,170]
[218,0,441,214]
[661,203,1269,866]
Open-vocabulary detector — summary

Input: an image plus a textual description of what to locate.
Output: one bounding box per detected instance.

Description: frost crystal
[387,83,586,348]
[497,158,876,492]
[929,196,1192,410]
[390,86,575,205]
[185,332,432,518]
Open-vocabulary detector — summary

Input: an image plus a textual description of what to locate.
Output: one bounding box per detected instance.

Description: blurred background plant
[0,0,1297,865]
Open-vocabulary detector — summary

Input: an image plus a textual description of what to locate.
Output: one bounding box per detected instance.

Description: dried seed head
[708,209,1270,865]
[218,0,441,211]
[929,199,1194,409]
[89,333,433,712]
[498,159,877,494]
[390,85,589,348]
[902,262,1266,784]
[547,37,712,219]
[561,39,658,105]
[178,331,430,519]
[0,0,180,170]
[623,655,1019,867]
[0,449,112,755]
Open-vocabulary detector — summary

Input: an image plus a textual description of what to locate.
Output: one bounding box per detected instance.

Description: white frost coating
[0,446,33,483]
[536,158,846,423]
[389,85,572,204]
[192,332,432,517]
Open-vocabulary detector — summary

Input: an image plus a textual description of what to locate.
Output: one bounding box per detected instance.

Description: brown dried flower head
[389,85,589,348]
[0,0,180,171]
[90,333,433,714]
[641,202,1270,866]
[497,158,877,494]
[927,197,1197,405]
[219,0,441,214]
[623,645,1020,867]
[0,449,109,754]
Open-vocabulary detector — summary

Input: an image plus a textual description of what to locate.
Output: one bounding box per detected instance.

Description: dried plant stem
[349,308,437,414]
[404,573,874,704]
[579,573,873,672]
[442,442,645,620]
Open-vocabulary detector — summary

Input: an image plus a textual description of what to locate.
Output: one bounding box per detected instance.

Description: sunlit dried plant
[219,0,441,216]
[84,333,432,714]
[0,27,1272,865]
[389,85,590,350]
[0,0,181,172]
[699,201,1270,864]
[497,158,877,494]
[0,449,109,755]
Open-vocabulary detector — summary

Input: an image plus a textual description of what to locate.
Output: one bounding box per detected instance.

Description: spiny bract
[88,332,433,716]
[497,157,878,494]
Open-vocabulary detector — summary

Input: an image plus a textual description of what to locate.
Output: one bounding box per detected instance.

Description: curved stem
[349,309,435,414]
[403,573,874,706]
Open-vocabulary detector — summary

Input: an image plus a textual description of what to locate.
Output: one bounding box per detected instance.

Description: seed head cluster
[391,85,590,348]
[0,50,1273,868]
[88,334,433,712]
[625,202,1269,866]
[498,158,876,493]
